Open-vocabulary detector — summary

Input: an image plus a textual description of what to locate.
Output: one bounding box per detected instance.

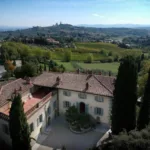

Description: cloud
[92,13,105,18]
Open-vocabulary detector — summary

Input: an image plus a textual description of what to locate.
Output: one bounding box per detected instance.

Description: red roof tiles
[34,72,115,97]
[0,79,33,107]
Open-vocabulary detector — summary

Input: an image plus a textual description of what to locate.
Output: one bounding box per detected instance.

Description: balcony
[25,90,56,118]
[1,89,57,120]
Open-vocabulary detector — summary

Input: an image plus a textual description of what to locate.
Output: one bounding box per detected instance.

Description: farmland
[0,41,143,75]
[52,42,142,61]
[56,60,119,74]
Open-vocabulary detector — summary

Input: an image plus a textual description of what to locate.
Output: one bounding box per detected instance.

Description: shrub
[14,63,37,78]
[101,125,150,150]
[64,50,72,62]
[108,51,113,56]
[86,54,93,63]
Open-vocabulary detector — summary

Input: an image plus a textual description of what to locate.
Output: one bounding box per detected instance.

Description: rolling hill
[0,24,149,41]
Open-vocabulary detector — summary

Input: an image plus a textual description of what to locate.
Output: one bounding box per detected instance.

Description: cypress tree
[39,65,43,73]
[44,63,47,71]
[111,56,138,134]
[9,94,31,150]
[137,71,150,130]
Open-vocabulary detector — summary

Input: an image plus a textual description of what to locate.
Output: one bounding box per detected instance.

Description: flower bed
[65,106,96,134]
[69,124,92,134]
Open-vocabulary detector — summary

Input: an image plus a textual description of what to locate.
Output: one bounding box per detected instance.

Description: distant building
[46,38,60,44]
[0,72,114,146]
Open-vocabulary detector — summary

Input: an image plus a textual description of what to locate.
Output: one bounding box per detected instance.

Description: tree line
[100,56,150,150]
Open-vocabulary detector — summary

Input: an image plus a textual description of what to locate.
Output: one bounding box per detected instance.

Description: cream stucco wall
[28,94,57,140]
[0,92,57,145]
[58,89,112,124]
[0,86,112,146]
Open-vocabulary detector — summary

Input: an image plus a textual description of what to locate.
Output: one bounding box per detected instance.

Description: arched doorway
[80,102,85,113]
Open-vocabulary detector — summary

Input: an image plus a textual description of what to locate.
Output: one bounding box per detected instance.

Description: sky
[0,0,150,27]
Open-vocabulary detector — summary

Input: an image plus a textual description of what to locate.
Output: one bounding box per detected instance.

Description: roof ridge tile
[93,75,113,95]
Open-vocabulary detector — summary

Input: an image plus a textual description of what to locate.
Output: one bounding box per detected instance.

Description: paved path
[37,116,106,150]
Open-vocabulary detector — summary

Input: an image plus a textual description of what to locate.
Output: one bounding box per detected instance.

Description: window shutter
[101,108,104,116]
[63,101,66,108]
[76,102,79,111]
[94,107,97,115]
[41,114,43,121]
[68,91,71,96]
[33,123,34,131]
[69,102,71,107]
[102,97,104,102]
[85,104,89,114]
[48,107,51,114]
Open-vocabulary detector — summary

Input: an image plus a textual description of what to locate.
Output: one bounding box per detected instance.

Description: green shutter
[101,108,104,116]
[63,101,65,108]
[94,107,97,115]
[85,104,89,114]
[76,102,79,111]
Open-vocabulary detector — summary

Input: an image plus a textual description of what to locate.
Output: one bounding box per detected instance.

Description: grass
[76,42,140,52]
[55,60,119,73]
[50,42,142,61]
[45,42,141,73]
[78,62,119,73]
[55,60,75,72]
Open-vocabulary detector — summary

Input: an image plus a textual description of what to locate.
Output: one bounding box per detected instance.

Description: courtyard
[36,116,109,150]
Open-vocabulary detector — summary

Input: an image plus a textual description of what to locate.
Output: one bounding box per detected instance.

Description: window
[37,118,39,127]
[95,107,103,116]
[78,93,87,99]
[95,95,104,102]
[53,101,57,109]
[30,123,34,132]
[63,101,71,108]
[63,90,71,96]
[2,124,9,135]
[39,114,43,122]
[47,106,51,115]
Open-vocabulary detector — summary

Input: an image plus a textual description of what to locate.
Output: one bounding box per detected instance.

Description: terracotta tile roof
[0,78,33,107]
[34,72,115,97]
[3,89,51,116]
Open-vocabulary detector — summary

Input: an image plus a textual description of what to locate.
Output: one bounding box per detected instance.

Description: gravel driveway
[37,116,107,150]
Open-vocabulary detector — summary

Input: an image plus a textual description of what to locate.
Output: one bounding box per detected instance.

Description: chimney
[14,88,17,94]
[20,86,22,91]
[26,77,32,84]
[77,69,80,74]
[109,71,111,76]
[56,76,61,85]
[86,82,89,90]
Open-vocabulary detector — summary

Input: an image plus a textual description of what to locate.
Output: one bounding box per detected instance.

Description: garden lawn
[78,62,119,73]
[55,60,75,72]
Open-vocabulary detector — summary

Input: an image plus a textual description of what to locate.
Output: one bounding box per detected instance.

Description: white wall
[58,89,112,124]
[28,94,57,140]
[0,93,57,144]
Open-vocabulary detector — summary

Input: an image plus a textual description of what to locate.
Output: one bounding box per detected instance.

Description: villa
[0,72,114,146]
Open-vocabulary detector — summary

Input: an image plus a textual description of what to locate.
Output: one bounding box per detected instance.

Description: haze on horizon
[0,0,150,27]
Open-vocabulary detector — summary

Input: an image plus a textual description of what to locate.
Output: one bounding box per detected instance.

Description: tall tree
[137,71,150,130]
[111,56,138,134]
[9,94,31,150]
[64,50,72,62]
